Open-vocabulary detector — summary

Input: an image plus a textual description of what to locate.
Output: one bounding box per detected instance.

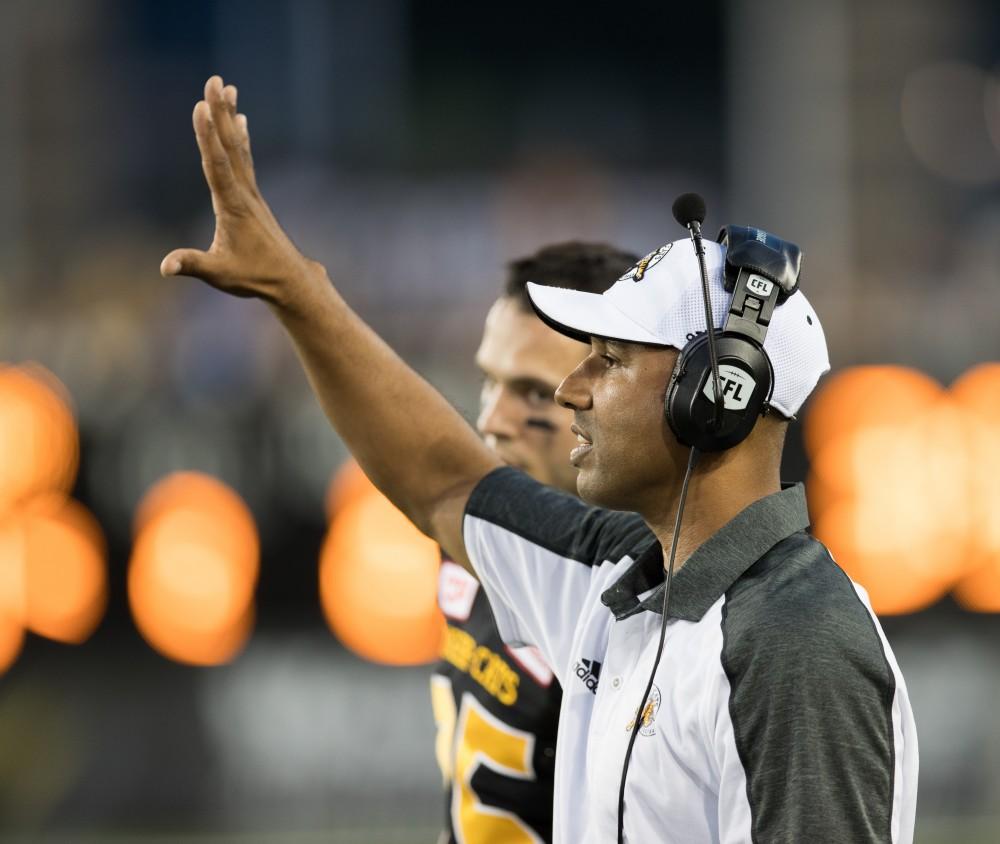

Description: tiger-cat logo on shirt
[625,684,661,737]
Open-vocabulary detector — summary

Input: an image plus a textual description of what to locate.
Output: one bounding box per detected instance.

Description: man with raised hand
[163,76,917,843]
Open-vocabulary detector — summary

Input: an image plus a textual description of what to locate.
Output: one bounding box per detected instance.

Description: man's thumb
[160,248,218,279]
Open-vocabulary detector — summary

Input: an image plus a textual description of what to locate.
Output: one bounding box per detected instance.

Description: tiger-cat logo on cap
[620,243,673,282]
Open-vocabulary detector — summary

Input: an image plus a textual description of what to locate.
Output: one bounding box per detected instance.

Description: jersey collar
[600,483,811,622]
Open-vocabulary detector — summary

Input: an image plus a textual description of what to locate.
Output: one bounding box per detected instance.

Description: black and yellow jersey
[431,558,561,843]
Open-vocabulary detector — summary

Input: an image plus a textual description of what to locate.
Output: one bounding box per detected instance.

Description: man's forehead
[478,297,588,378]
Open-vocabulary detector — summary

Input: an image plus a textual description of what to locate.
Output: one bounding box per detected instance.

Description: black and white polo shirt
[463,467,918,844]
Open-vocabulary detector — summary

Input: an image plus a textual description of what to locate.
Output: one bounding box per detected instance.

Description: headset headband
[717,225,802,347]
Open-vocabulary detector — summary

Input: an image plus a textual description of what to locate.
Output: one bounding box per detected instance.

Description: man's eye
[601,354,618,367]
[525,387,553,406]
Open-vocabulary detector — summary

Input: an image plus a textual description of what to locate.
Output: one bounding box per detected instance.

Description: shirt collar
[600,483,811,622]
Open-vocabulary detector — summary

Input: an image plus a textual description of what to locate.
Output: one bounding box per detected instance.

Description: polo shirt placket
[463,466,918,844]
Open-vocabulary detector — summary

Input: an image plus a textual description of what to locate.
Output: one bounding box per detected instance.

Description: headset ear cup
[665,334,774,452]
[664,336,704,448]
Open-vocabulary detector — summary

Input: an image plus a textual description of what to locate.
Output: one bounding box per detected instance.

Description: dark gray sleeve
[720,533,897,844]
[466,466,651,568]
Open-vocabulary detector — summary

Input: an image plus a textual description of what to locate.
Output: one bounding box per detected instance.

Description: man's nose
[555,360,593,412]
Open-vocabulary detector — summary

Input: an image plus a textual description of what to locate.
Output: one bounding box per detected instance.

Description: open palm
[161,76,317,303]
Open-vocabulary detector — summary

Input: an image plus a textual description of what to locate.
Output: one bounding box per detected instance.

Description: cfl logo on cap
[702,364,756,410]
[747,274,774,298]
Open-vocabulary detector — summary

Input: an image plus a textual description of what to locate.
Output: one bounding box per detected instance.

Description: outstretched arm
[161,75,499,570]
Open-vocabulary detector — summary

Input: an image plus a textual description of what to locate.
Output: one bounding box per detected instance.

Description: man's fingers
[193,100,238,206]
[161,248,223,281]
[203,75,222,104]
[234,113,258,187]
[206,76,250,180]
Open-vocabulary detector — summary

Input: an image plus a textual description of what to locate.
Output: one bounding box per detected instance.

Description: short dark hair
[503,241,640,310]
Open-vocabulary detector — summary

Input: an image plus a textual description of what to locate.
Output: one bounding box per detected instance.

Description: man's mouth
[570,424,593,465]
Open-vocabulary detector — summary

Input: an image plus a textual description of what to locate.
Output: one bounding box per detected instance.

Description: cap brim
[526,282,663,345]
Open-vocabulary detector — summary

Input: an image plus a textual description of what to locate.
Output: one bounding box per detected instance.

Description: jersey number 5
[431,676,543,843]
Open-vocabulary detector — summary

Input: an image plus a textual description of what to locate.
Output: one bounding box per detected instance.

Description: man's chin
[494,452,528,473]
[575,469,624,511]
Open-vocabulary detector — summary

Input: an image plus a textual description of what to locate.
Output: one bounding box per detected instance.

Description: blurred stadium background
[1,0,999,841]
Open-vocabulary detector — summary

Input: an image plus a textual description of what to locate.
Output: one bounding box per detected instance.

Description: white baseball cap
[526,237,830,418]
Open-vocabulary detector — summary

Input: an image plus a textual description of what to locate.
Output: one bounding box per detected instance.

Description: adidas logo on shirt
[574,658,602,694]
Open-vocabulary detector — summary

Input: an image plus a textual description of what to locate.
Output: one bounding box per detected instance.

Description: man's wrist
[268,258,337,316]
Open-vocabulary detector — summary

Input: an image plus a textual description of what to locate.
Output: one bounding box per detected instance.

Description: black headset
[664,224,803,451]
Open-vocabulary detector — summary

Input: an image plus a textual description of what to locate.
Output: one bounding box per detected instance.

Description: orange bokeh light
[949,364,1000,611]
[321,461,445,665]
[0,364,79,513]
[21,496,108,643]
[0,515,28,624]
[133,471,256,537]
[0,363,105,673]
[0,497,107,646]
[804,366,944,492]
[805,366,973,615]
[129,472,259,666]
[814,501,955,616]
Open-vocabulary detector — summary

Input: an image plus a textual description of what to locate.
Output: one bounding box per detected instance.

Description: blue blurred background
[1,0,999,841]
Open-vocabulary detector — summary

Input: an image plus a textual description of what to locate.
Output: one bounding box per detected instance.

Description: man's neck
[645,454,782,573]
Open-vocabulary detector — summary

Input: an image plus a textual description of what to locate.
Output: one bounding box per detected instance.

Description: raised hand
[160,75,319,303]
[159,76,496,573]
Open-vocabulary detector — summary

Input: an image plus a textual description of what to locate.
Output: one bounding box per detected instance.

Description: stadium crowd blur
[1,1,999,841]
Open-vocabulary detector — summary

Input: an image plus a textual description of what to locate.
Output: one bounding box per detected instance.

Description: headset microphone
[670,191,706,229]
[672,193,723,432]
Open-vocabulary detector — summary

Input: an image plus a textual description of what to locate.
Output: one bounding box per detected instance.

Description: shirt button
[612,676,622,689]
